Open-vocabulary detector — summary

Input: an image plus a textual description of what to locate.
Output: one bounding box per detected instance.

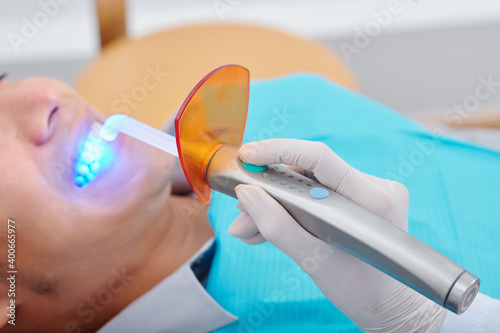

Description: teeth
[83,142,95,151]
[74,121,105,187]
[76,164,90,176]
[80,152,95,164]
[90,161,100,173]
[75,176,86,187]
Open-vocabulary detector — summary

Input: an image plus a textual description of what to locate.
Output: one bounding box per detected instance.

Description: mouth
[73,121,115,187]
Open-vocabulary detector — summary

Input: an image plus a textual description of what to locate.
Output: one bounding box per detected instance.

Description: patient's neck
[134,192,215,288]
[88,193,214,333]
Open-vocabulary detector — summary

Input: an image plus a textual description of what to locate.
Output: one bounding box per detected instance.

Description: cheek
[136,146,175,195]
[119,147,173,203]
[1,154,54,227]
[117,138,175,197]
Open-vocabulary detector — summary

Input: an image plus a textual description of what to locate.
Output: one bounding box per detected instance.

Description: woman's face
[0,77,175,329]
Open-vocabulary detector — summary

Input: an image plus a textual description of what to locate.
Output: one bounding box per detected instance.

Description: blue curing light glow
[74,122,115,187]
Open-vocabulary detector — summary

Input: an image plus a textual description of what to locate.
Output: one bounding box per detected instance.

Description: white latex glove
[228,139,447,333]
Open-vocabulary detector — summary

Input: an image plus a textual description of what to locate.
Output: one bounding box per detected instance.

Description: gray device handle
[205,145,480,314]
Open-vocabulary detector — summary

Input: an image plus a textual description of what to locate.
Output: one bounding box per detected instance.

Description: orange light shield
[175,65,250,203]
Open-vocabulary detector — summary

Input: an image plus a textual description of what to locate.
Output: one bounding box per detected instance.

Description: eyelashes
[0,73,7,81]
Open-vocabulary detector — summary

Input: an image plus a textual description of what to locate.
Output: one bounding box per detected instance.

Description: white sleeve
[440,293,500,333]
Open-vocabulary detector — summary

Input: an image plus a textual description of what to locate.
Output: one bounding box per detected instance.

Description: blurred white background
[1,0,500,116]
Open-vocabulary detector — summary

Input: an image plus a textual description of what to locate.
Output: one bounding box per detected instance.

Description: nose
[1,78,60,145]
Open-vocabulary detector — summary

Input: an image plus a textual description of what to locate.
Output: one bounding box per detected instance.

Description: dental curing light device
[100,65,480,314]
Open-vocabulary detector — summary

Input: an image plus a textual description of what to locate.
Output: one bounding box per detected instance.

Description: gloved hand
[228,139,447,333]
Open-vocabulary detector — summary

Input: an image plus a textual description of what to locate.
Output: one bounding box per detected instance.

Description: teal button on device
[242,162,268,172]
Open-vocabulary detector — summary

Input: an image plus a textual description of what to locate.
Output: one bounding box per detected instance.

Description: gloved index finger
[239,139,409,223]
[238,139,350,191]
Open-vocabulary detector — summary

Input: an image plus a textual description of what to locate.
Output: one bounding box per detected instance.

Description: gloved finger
[239,139,349,191]
[240,232,266,245]
[235,184,333,263]
[338,169,409,227]
[283,164,320,183]
[236,201,247,213]
[239,139,407,222]
[282,164,304,174]
[228,213,260,239]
